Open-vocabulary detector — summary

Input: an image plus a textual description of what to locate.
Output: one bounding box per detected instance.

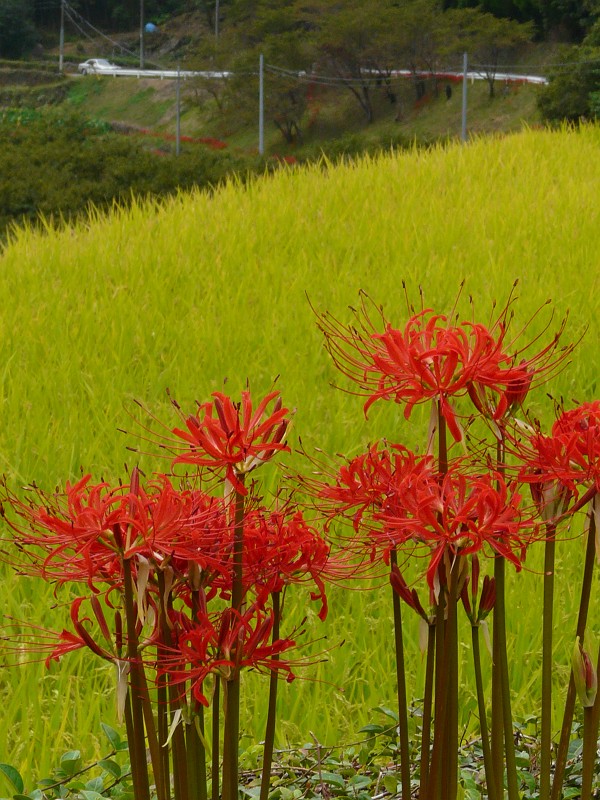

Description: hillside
[49,9,552,157]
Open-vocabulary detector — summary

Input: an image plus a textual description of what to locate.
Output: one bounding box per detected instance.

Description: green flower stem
[429,405,452,800]
[581,705,597,799]
[187,710,207,800]
[189,590,208,800]
[212,675,221,800]
[137,661,168,800]
[122,556,151,800]
[222,482,246,800]
[443,562,460,800]
[418,621,436,798]
[583,645,600,800]
[490,572,503,800]
[551,512,597,800]
[390,548,412,800]
[157,570,188,800]
[123,689,144,799]
[539,524,557,800]
[472,623,497,800]
[260,590,281,800]
[157,675,171,800]
[428,590,447,800]
[494,557,519,800]
[490,439,506,800]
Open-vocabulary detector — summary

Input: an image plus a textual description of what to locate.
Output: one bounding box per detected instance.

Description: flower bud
[572,636,597,708]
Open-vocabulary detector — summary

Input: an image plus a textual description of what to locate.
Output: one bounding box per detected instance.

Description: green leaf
[348,775,371,788]
[357,724,385,735]
[59,751,81,778]
[85,777,104,793]
[239,787,261,798]
[79,791,106,800]
[319,771,345,788]
[382,775,397,794]
[100,723,122,751]
[459,770,479,800]
[0,764,24,795]
[374,706,399,723]
[99,759,121,780]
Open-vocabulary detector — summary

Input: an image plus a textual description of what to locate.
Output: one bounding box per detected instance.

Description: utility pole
[258,53,264,156]
[215,0,220,43]
[461,52,468,143]
[59,0,65,74]
[140,0,145,69]
[176,65,181,157]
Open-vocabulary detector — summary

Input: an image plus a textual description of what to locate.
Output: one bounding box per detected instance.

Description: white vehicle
[78,58,118,75]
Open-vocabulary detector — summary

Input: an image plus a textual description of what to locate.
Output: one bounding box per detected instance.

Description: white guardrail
[81,68,231,79]
[81,67,546,85]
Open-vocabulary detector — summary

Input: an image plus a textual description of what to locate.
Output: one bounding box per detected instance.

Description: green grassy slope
[63,70,542,157]
[0,125,599,783]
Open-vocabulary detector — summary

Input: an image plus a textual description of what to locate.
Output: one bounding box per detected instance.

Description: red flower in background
[172,391,291,494]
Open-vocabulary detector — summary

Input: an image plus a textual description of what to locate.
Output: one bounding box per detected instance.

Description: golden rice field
[0,124,599,783]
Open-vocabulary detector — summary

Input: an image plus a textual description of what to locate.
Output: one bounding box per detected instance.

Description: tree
[313,0,407,123]
[0,0,36,59]
[447,7,533,96]
[393,0,458,100]
[537,16,600,120]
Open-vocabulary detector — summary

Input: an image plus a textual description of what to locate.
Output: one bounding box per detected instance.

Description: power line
[63,1,141,61]
[64,8,96,44]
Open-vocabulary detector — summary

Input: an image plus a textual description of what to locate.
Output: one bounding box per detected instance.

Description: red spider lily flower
[316,292,573,441]
[390,562,429,621]
[127,476,232,584]
[517,402,600,520]
[317,443,437,565]
[552,401,600,490]
[1,473,235,596]
[318,444,435,528]
[0,619,88,669]
[44,628,88,667]
[379,466,537,589]
[0,596,123,669]
[242,506,330,620]
[170,605,296,706]
[172,391,291,495]
[1,475,130,586]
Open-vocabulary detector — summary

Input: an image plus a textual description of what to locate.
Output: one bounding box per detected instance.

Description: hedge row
[0,112,260,239]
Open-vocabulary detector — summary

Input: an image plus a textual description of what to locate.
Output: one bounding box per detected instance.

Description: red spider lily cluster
[310,289,598,800]
[1,389,329,800]
[2,289,600,800]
